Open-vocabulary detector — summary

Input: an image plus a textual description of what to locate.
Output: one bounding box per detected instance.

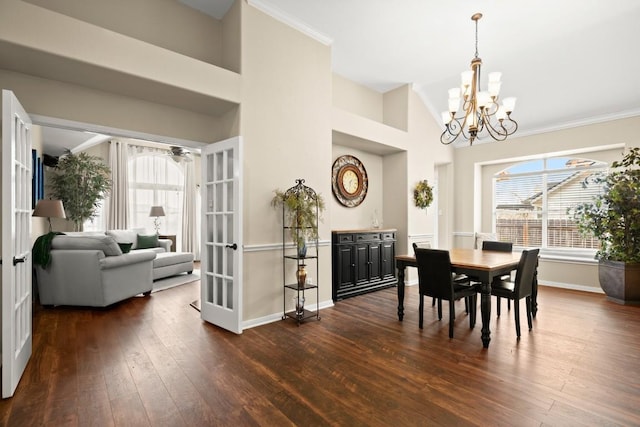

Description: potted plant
[572,147,640,304]
[50,151,112,231]
[271,179,325,257]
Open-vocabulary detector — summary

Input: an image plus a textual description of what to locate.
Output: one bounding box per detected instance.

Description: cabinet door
[336,244,356,290]
[368,241,382,281]
[355,243,370,284]
[381,240,395,279]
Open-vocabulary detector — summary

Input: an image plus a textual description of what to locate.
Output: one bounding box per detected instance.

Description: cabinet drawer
[382,232,395,240]
[336,233,354,243]
[356,233,381,242]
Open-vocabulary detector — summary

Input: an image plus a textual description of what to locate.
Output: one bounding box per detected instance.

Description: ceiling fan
[168,146,193,163]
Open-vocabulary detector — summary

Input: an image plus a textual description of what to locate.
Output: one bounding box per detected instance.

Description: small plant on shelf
[271,178,325,257]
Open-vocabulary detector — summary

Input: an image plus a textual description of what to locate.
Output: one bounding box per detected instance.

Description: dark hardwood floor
[1,281,639,426]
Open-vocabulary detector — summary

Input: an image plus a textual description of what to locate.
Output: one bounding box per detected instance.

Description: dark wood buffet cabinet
[331,229,397,301]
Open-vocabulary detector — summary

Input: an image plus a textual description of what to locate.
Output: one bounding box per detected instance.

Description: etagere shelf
[279,179,321,325]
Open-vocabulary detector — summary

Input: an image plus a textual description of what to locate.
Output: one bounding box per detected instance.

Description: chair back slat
[482,240,513,252]
[514,249,540,297]
[414,248,453,300]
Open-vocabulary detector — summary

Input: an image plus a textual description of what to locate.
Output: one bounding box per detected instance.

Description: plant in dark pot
[271,179,325,258]
[572,147,640,304]
[50,151,112,231]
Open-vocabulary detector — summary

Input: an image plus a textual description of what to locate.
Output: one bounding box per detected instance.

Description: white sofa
[36,234,156,307]
[36,230,195,307]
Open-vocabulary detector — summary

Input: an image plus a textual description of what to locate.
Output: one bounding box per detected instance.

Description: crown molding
[247,0,333,46]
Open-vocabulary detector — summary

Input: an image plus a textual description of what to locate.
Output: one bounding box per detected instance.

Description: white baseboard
[242,299,335,330]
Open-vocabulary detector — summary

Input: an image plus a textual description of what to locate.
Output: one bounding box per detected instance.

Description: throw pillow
[118,242,133,254]
[137,233,159,249]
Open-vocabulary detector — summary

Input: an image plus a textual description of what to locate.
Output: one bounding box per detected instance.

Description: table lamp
[149,205,165,233]
[33,199,66,232]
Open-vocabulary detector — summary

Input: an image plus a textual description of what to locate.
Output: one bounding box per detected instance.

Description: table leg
[480,280,492,348]
[397,264,406,321]
[532,265,539,318]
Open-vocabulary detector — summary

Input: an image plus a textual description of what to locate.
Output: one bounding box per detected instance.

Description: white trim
[407,233,434,240]
[243,239,331,253]
[242,299,335,330]
[247,0,333,46]
[453,231,474,237]
[538,282,603,294]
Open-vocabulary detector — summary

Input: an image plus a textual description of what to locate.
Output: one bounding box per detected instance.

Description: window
[129,154,184,248]
[493,156,607,252]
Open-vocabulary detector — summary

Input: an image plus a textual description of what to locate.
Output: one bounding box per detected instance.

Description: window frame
[491,155,610,262]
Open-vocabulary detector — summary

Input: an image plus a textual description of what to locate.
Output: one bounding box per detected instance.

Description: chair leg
[514,299,521,339]
[525,296,533,331]
[497,296,502,317]
[432,297,436,307]
[469,294,477,328]
[419,294,424,329]
[508,299,511,311]
[465,297,469,314]
[449,299,455,338]
[437,299,443,320]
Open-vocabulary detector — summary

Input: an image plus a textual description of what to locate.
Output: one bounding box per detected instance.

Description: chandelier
[440,13,518,146]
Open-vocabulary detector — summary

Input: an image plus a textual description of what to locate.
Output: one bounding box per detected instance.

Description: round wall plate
[332,155,368,207]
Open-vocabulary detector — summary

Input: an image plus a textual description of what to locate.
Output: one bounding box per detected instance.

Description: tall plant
[50,151,112,231]
[271,179,325,252]
[572,147,640,263]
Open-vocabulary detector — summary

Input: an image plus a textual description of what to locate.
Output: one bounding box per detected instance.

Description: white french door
[1,90,33,398]
[200,137,243,334]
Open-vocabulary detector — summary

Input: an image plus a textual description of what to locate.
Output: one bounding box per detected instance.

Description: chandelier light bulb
[502,97,517,113]
[488,72,502,83]
[442,111,453,124]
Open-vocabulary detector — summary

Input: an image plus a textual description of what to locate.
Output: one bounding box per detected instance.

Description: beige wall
[333,73,383,122]
[453,116,640,291]
[24,0,224,68]
[240,3,333,320]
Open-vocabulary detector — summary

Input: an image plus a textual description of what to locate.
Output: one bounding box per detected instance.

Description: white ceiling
[42,0,640,154]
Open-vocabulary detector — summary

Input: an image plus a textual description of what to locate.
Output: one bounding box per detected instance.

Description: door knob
[13,255,27,266]
[225,243,238,250]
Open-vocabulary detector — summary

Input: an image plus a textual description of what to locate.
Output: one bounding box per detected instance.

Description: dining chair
[414,248,479,338]
[490,249,540,339]
[412,242,470,313]
[481,240,514,315]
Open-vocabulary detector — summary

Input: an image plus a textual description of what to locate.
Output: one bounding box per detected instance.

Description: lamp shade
[33,199,66,219]
[149,206,165,217]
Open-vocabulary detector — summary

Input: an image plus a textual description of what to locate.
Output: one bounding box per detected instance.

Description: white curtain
[106,139,129,229]
[182,160,201,260]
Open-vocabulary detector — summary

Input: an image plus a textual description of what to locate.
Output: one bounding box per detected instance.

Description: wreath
[413,180,433,210]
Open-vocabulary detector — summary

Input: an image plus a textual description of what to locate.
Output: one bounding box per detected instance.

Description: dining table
[395,248,537,348]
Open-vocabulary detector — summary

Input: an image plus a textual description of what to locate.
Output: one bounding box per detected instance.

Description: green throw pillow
[137,233,158,249]
[118,242,133,254]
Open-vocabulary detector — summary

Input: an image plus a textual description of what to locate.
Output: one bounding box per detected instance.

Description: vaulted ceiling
[42,1,640,154]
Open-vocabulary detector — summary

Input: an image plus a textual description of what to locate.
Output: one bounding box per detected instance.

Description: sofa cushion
[51,235,123,256]
[118,242,133,253]
[153,252,194,268]
[137,233,158,249]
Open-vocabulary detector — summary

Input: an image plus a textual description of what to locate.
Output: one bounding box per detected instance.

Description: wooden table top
[396,248,521,271]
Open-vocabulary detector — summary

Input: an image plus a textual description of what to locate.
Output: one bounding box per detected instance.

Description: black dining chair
[490,249,540,339]
[481,240,513,315]
[414,248,480,338]
[412,242,470,313]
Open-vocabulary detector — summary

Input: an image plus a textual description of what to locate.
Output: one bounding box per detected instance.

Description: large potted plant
[572,147,640,304]
[271,179,325,257]
[50,151,112,231]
